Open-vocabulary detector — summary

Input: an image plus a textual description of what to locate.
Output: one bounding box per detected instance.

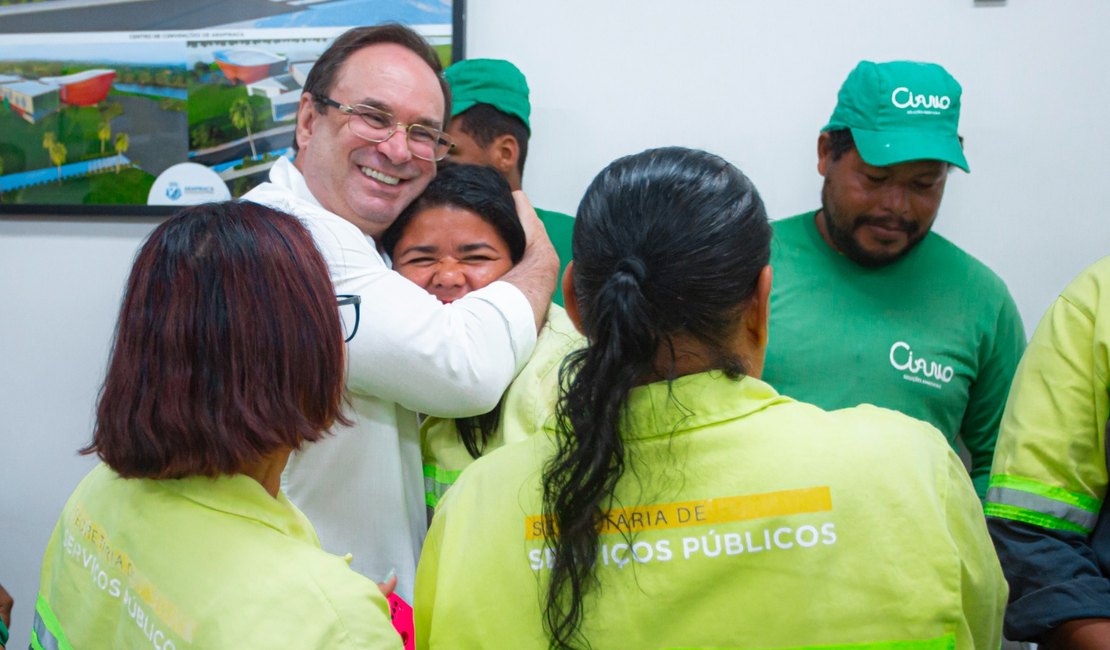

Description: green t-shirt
[535,207,574,307]
[763,211,1026,497]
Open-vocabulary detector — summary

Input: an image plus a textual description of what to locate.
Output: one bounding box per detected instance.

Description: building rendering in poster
[0,0,456,211]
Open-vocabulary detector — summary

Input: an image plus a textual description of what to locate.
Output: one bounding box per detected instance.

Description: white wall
[473,0,1110,329]
[0,217,160,648]
[2,1,1109,646]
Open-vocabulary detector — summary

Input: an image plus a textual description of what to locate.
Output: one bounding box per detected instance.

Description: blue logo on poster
[148,163,230,206]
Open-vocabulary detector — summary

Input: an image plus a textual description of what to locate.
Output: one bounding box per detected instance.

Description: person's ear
[816,132,833,177]
[740,264,773,377]
[562,262,584,335]
[490,134,521,180]
[748,264,773,346]
[295,93,318,152]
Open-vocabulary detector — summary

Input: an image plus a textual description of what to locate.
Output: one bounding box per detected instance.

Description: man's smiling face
[294,42,444,238]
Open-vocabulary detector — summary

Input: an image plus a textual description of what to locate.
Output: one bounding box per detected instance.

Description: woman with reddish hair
[32,202,400,649]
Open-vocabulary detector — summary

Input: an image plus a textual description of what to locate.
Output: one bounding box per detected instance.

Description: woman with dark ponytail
[415,147,1005,649]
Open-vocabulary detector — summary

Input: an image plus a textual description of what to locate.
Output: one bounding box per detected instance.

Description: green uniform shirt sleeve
[959,291,1026,497]
[535,208,574,307]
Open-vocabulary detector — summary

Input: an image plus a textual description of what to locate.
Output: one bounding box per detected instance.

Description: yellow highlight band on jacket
[988,473,1101,513]
[33,594,75,650]
[671,631,955,650]
[525,486,832,540]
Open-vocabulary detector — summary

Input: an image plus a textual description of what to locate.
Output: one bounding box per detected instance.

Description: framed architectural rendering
[0,0,465,215]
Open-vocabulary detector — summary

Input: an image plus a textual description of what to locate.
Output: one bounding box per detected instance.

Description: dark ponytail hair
[541,147,771,649]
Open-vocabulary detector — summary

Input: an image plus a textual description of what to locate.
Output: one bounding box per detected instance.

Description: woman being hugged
[382,163,583,515]
[33,202,400,649]
[415,147,1005,649]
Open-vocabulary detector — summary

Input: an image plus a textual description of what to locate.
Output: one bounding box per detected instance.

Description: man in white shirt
[244,24,558,604]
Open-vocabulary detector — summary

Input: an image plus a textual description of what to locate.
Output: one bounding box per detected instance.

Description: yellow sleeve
[944,451,1007,648]
[414,499,445,649]
[990,272,1109,503]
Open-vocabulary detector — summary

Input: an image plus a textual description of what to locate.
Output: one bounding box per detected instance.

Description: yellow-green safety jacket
[421,304,584,510]
[33,463,400,649]
[416,372,1006,649]
[985,255,1110,641]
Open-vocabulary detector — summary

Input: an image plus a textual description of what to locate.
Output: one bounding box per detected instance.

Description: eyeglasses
[337,294,361,343]
[315,95,453,162]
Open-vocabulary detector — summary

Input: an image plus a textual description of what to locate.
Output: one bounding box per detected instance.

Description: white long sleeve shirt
[244,157,536,602]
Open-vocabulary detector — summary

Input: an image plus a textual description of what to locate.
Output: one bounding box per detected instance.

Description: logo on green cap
[890,87,951,112]
[823,60,969,172]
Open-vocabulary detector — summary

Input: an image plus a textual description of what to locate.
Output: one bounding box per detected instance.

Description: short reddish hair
[84,201,350,478]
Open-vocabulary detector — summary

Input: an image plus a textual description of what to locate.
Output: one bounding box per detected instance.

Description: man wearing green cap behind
[762,60,1025,498]
[444,58,575,306]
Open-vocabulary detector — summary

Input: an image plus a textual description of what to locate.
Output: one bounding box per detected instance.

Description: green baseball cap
[445,58,531,132]
[823,60,968,172]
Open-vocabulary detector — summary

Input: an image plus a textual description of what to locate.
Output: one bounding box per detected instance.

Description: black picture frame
[0,0,466,217]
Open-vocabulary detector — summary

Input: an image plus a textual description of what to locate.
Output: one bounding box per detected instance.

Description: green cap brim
[851,128,969,173]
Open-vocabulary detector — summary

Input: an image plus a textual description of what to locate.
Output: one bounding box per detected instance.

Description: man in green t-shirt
[444,58,574,306]
[762,60,1026,498]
